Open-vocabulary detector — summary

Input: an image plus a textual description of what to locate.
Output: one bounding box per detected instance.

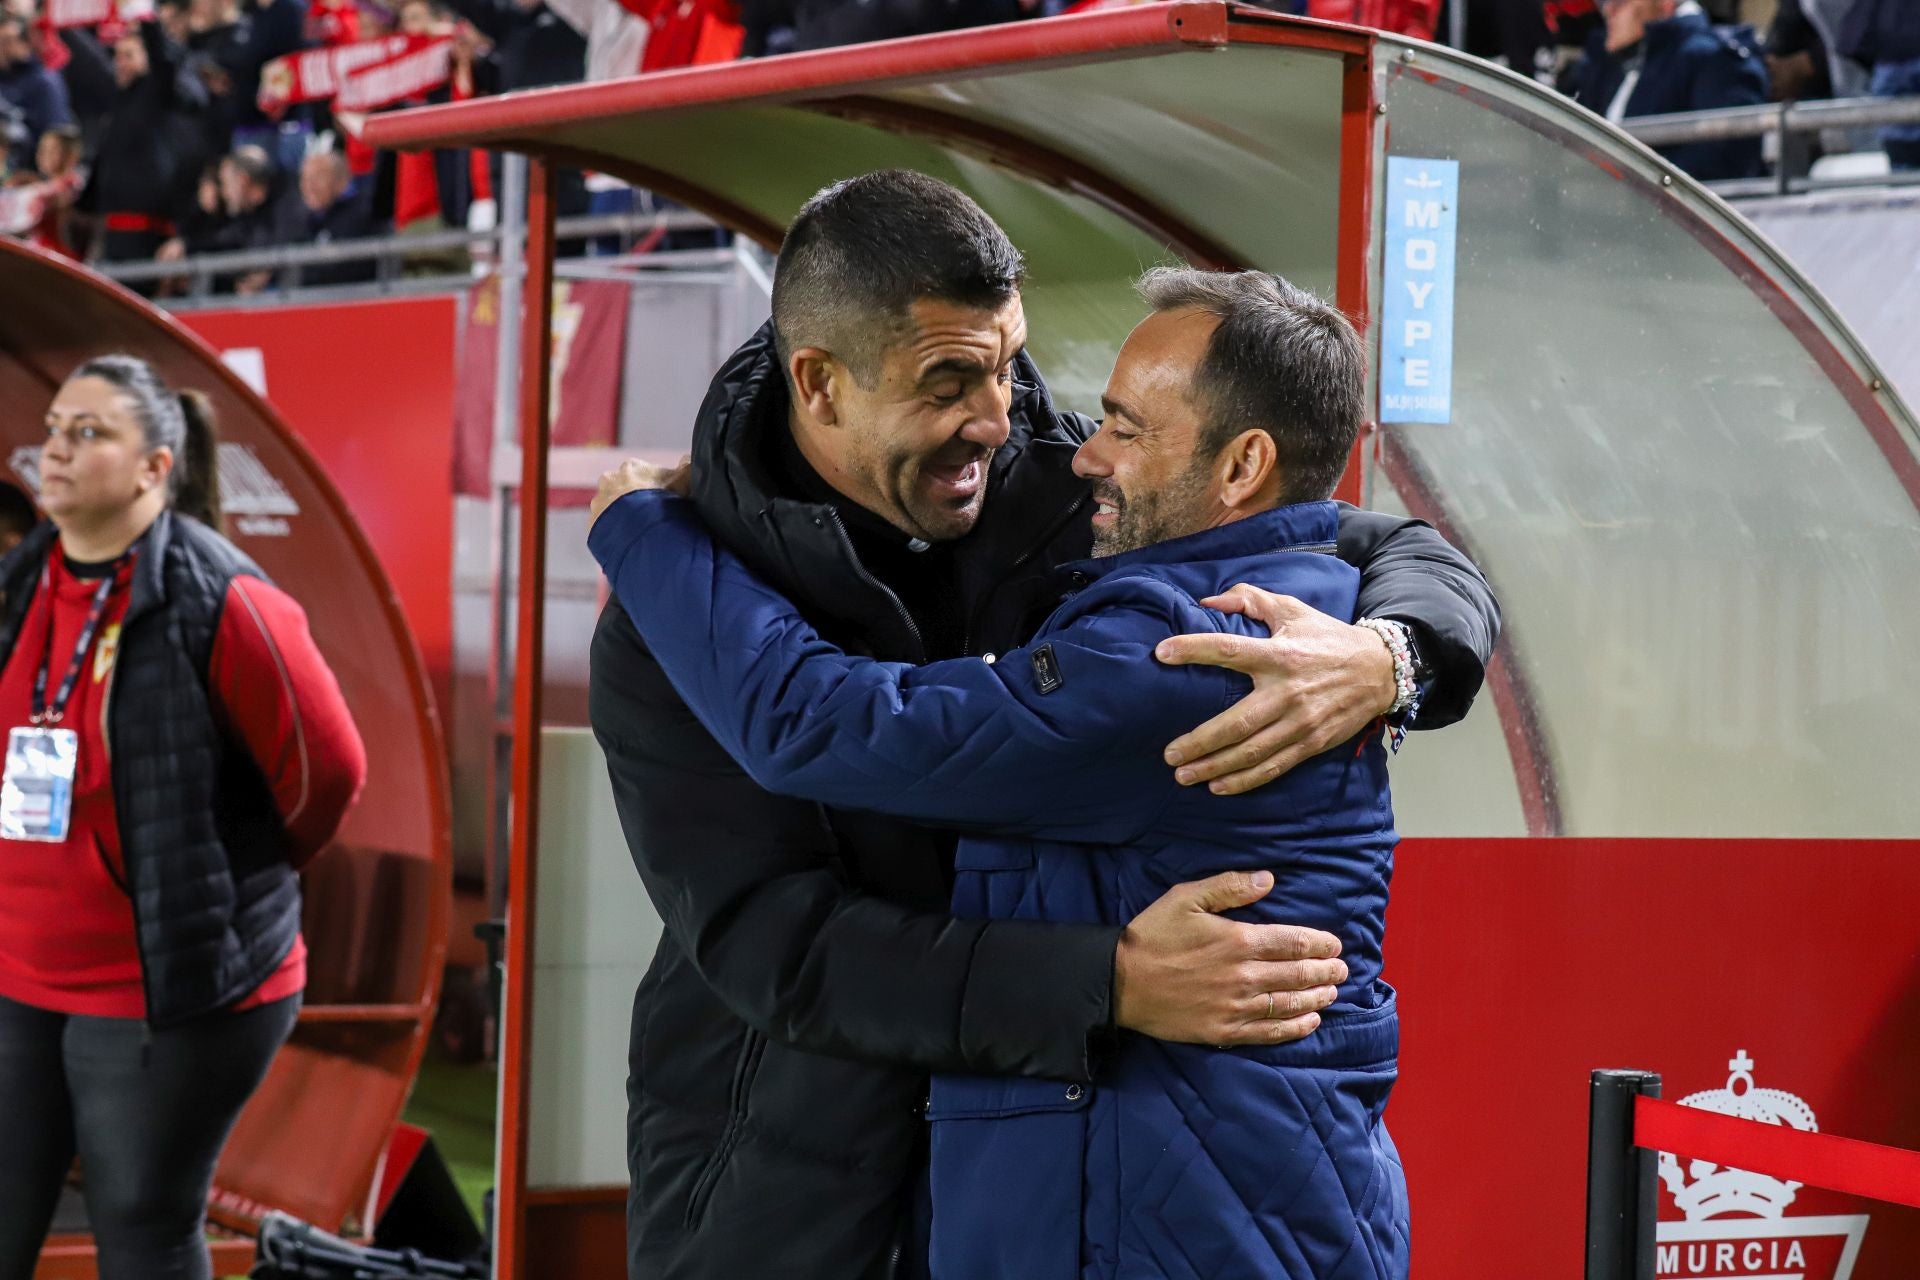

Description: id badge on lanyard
[1,559,123,843]
[1,726,78,841]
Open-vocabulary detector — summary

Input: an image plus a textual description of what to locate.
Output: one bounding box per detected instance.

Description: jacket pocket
[927,1075,1089,1280]
[682,1030,766,1229]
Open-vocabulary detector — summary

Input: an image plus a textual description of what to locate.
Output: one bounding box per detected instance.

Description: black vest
[0,511,300,1026]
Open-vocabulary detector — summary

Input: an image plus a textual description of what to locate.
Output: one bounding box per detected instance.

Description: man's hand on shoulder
[1153,584,1394,796]
[589,456,692,533]
[1113,870,1347,1048]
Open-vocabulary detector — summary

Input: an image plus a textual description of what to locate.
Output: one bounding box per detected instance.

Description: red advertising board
[1388,838,1920,1279]
[179,297,459,713]
[453,275,629,501]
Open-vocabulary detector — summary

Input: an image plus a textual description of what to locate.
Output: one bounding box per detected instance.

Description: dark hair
[1136,267,1366,504]
[224,144,276,192]
[65,355,222,526]
[0,481,38,541]
[772,170,1024,388]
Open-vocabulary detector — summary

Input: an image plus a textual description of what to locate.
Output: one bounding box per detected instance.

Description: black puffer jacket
[588,324,1499,1280]
[0,513,299,1027]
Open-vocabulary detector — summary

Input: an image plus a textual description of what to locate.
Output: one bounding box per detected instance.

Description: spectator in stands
[1569,0,1770,180]
[10,122,83,256]
[439,0,588,223]
[305,0,361,46]
[213,143,279,291]
[154,159,233,287]
[1445,0,1602,85]
[74,21,211,271]
[1766,0,1831,100]
[151,145,276,292]
[0,479,36,556]
[0,13,73,175]
[1829,0,1920,169]
[56,25,118,158]
[387,9,497,235]
[272,148,379,287]
[739,0,1021,56]
[442,0,584,90]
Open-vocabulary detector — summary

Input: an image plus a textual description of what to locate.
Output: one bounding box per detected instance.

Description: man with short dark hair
[594,264,1415,1278]
[587,171,1495,1279]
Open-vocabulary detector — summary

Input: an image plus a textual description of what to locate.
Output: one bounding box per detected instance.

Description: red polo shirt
[0,552,367,1018]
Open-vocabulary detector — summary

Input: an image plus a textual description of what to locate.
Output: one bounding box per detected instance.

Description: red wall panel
[180,297,459,717]
[1389,837,1920,1279]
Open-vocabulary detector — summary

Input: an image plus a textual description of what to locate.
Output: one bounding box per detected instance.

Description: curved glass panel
[567,107,1174,410]
[877,43,1345,298]
[1373,58,1920,839]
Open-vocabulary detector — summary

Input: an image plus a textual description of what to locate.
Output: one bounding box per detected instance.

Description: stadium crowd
[0,0,1914,283]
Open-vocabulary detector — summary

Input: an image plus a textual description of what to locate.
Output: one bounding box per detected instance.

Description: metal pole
[487,152,529,923]
[1586,1069,1661,1280]
[493,157,556,1280]
[1448,0,1466,53]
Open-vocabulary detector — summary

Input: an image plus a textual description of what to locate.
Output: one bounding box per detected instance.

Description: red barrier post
[1586,1069,1661,1280]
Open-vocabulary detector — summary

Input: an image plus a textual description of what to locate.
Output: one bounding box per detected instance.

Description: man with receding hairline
[587,171,1492,1279]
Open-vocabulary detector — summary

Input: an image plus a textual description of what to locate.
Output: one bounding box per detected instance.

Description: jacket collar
[1059,500,1340,585]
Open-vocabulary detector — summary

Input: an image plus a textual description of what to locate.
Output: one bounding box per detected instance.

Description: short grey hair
[1136,266,1366,503]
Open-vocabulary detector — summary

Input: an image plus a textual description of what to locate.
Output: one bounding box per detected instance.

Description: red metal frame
[496,159,558,1280]
[1335,48,1378,505]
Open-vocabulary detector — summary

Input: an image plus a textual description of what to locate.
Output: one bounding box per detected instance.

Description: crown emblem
[1658,1051,1818,1221]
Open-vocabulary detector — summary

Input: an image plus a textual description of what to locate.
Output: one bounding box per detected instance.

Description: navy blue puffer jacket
[591,492,1408,1280]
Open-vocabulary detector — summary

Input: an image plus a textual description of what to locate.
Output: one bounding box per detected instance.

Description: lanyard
[30,557,127,726]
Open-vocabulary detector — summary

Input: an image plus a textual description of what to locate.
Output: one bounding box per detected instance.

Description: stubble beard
[1090,460,1211,558]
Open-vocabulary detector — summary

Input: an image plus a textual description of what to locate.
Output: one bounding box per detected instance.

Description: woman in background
[0,354,366,1280]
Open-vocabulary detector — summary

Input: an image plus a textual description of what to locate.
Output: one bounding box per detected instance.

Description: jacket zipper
[824,509,925,663]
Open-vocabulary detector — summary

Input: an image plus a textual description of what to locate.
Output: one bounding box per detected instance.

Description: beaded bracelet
[1357,617,1419,718]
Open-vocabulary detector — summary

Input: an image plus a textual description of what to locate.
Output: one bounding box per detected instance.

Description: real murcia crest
[1659,1049,1816,1220]
[1654,1051,1869,1280]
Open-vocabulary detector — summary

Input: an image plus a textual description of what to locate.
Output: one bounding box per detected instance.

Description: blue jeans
[0,990,299,1280]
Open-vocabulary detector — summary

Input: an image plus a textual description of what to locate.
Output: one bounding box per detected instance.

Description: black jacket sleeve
[60,28,117,124]
[441,0,524,47]
[1334,502,1499,730]
[589,601,1121,1082]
